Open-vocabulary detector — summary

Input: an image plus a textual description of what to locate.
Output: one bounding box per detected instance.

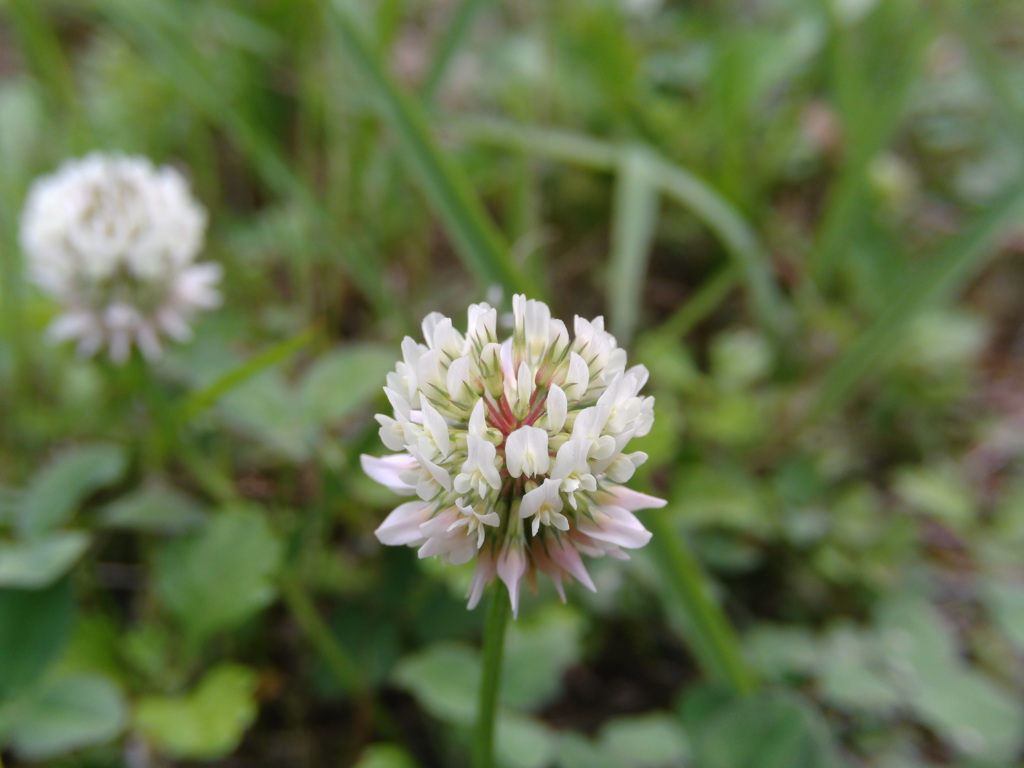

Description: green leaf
[300,344,397,424]
[135,664,259,760]
[598,713,691,767]
[353,743,420,768]
[893,464,974,529]
[682,688,841,768]
[154,507,283,641]
[6,674,127,760]
[502,605,584,710]
[99,483,207,533]
[818,625,900,712]
[392,642,479,725]
[17,443,127,539]
[180,328,317,421]
[0,532,90,588]
[911,665,1023,762]
[495,713,556,768]
[984,579,1024,650]
[0,580,75,697]
[876,595,1024,761]
[744,625,820,681]
[222,372,314,461]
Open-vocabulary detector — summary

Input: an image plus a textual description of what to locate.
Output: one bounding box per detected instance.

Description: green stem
[473,583,511,768]
[280,570,365,695]
[646,514,757,696]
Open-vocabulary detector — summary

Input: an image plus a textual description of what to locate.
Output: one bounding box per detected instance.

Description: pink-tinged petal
[578,506,652,550]
[360,453,417,494]
[497,547,528,618]
[136,322,163,361]
[375,501,433,545]
[418,507,460,541]
[599,485,667,512]
[466,551,497,609]
[48,311,95,342]
[549,539,597,592]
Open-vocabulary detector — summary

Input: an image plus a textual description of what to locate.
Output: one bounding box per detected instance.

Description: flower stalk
[473,583,512,768]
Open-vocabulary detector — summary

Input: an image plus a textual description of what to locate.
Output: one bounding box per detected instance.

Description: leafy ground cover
[0,0,1023,766]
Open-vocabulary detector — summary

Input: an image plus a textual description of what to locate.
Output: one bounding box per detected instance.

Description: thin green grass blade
[807,180,1024,422]
[180,328,319,422]
[650,159,792,338]
[454,116,618,171]
[421,0,491,105]
[810,0,931,288]
[939,0,1024,133]
[454,117,792,337]
[5,0,84,148]
[608,145,661,344]
[328,2,536,299]
[646,513,758,695]
[91,0,395,322]
[661,263,741,340]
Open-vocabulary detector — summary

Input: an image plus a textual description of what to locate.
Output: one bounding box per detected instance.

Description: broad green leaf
[502,605,584,710]
[598,713,691,767]
[181,328,317,421]
[7,674,127,760]
[911,665,1023,762]
[682,688,841,768]
[0,532,90,588]
[555,733,618,768]
[353,743,420,768]
[877,595,1024,761]
[495,713,556,768]
[222,372,314,461]
[984,580,1024,650]
[818,625,900,712]
[135,664,259,759]
[17,443,127,538]
[0,579,75,697]
[99,484,206,533]
[744,625,820,681]
[300,344,397,424]
[392,643,478,724]
[893,464,974,529]
[154,507,283,641]
[709,330,772,389]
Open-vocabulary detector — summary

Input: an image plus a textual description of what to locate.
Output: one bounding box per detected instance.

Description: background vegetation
[1,0,1023,766]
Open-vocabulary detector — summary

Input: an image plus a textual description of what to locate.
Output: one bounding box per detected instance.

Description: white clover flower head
[362,295,666,617]
[19,152,221,363]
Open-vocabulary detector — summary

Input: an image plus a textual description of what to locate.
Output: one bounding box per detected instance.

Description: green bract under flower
[362,296,665,615]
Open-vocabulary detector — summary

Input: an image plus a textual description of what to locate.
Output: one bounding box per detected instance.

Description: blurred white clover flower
[19,152,221,363]
[363,295,665,616]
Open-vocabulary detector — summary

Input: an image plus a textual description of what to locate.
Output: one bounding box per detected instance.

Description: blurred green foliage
[1,0,1023,766]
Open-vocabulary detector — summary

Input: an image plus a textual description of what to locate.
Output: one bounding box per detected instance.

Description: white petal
[360,454,417,494]
[375,501,433,545]
[505,426,549,478]
[419,395,451,458]
[579,506,652,550]
[545,384,567,434]
[599,486,667,511]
